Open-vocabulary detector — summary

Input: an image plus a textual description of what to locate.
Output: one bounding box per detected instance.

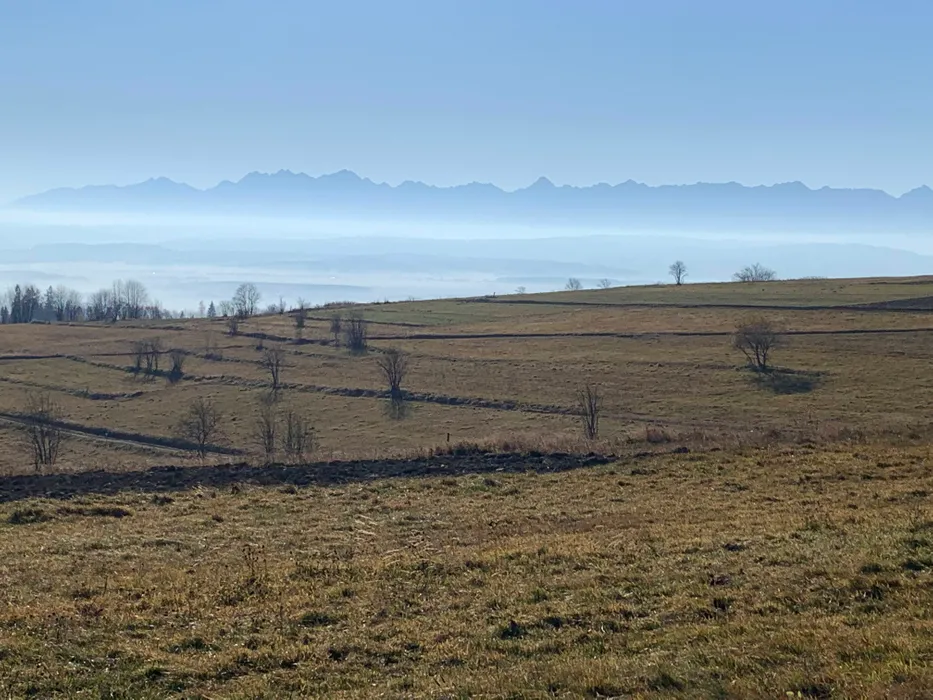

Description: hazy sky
[2,0,932,202]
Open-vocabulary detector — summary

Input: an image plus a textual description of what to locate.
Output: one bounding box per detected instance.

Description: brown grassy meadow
[1,277,933,698]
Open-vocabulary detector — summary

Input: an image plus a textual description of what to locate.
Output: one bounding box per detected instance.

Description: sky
[1,0,932,202]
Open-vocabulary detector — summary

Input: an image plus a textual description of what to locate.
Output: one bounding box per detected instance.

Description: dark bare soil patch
[0,452,612,503]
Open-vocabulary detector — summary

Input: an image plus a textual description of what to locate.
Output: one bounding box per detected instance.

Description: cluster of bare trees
[131,338,163,376]
[2,284,82,324]
[86,279,155,321]
[251,403,314,464]
[129,338,187,382]
[343,314,368,353]
[733,263,777,283]
[0,279,183,324]
[232,283,262,319]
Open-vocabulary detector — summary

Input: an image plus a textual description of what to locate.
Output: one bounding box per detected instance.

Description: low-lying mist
[2,210,932,313]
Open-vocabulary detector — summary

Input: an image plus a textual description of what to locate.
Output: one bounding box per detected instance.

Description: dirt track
[0,451,614,503]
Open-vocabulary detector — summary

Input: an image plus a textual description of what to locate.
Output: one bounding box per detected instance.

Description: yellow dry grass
[2,445,932,698]
[2,276,933,697]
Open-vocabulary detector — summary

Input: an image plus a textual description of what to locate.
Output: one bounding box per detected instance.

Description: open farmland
[2,277,933,698]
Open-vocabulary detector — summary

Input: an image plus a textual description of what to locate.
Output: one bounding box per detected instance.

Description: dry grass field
[2,276,933,698]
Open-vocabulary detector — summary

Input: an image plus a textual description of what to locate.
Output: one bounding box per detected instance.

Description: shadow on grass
[0,452,614,505]
[751,367,823,395]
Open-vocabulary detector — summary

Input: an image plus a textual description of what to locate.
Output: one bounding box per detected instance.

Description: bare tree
[376,348,409,418]
[283,410,313,463]
[19,392,65,471]
[294,306,307,337]
[204,331,222,360]
[168,349,186,383]
[143,338,163,376]
[733,263,777,283]
[515,286,527,294]
[261,345,286,396]
[253,403,277,464]
[597,279,613,289]
[330,313,343,346]
[733,317,780,371]
[577,385,602,440]
[344,314,367,353]
[233,283,261,318]
[130,340,147,375]
[226,316,240,336]
[565,278,583,291]
[121,279,149,319]
[669,261,688,286]
[176,397,223,460]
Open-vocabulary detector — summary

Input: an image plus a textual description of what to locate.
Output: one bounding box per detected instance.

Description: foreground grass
[2,445,932,698]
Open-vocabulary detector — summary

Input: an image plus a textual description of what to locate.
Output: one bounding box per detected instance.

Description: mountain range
[11,170,933,232]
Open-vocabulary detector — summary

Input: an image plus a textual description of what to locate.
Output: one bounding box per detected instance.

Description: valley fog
[1,211,932,312]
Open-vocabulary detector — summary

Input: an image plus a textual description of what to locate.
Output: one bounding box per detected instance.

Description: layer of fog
[1,210,932,313]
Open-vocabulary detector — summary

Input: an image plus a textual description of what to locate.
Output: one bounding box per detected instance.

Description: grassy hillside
[2,276,933,473]
[2,276,933,697]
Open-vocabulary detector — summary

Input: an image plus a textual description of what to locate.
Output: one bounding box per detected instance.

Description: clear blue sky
[1,0,931,201]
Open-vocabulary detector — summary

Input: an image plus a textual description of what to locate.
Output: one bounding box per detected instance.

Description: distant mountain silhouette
[11,170,933,231]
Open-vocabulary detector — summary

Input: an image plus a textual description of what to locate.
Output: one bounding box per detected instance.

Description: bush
[376,349,409,419]
[733,317,780,371]
[168,349,186,383]
[19,392,65,471]
[175,397,223,460]
[344,315,368,353]
[283,410,313,463]
[577,385,601,439]
[733,263,776,283]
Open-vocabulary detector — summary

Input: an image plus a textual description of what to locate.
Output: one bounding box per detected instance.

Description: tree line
[0,281,271,325]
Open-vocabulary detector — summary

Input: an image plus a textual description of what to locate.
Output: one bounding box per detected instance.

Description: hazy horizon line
[13,168,933,204]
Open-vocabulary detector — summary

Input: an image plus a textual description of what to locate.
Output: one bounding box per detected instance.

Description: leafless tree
[294,306,307,337]
[143,338,163,375]
[204,331,222,360]
[577,384,602,440]
[733,263,777,283]
[733,317,780,371]
[565,278,583,291]
[376,348,409,417]
[86,288,115,322]
[515,286,527,294]
[669,261,688,286]
[261,345,286,396]
[283,410,313,463]
[130,340,147,375]
[168,349,186,383]
[330,313,343,346]
[218,300,234,317]
[176,397,223,460]
[344,314,367,353]
[597,278,613,289]
[19,392,65,471]
[48,285,83,322]
[233,283,261,318]
[121,279,149,319]
[253,403,277,463]
[226,316,240,336]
